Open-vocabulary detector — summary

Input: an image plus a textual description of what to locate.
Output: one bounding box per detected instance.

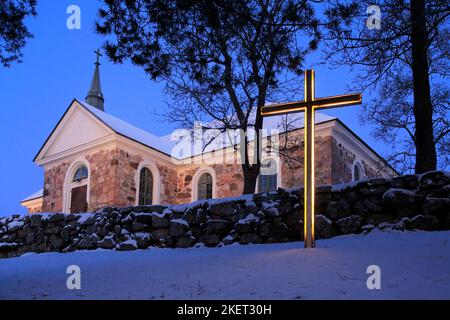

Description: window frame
[63,159,91,213]
[197,172,213,200]
[191,167,216,202]
[72,165,88,182]
[352,160,365,182]
[138,167,154,205]
[134,161,161,206]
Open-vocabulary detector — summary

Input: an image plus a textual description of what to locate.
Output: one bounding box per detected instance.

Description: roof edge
[33,99,80,162]
[20,195,44,204]
[76,99,174,159]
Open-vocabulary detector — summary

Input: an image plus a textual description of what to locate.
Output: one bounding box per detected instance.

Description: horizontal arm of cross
[313,93,362,110]
[261,93,362,117]
[261,101,306,117]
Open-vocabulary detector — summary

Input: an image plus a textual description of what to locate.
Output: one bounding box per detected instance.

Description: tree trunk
[240,126,261,194]
[241,106,263,195]
[242,164,260,194]
[410,0,437,173]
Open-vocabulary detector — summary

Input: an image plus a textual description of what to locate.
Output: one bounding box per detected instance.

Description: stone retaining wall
[1,171,449,258]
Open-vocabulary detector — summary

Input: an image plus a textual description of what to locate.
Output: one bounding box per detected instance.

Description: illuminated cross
[261,70,362,248]
[94,49,102,65]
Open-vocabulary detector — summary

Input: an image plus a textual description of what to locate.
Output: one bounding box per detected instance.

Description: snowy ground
[1,231,449,300]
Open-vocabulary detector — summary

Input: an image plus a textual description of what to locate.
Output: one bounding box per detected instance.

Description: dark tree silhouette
[0,0,37,67]
[324,0,449,173]
[96,0,321,194]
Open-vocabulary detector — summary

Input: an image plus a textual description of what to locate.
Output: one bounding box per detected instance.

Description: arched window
[72,165,88,182]
[197,173,213,200]
[353,162,364,181]
[67,163,89,213]
[138,167,154,205]
[258,159,278,192]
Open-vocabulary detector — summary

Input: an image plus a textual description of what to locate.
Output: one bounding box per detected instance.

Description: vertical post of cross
[304,70,315,248]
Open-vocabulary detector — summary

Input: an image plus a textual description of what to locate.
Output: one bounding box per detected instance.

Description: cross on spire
[94,49,103,65]
[85,49,105,111]
[261,70,362,248]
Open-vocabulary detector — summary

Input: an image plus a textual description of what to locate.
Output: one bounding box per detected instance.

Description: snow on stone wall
[1,171,449,258]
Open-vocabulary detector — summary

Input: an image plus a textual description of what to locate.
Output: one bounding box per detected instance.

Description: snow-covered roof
[21,189,43,202]
[78,99,336,160]
[79,100,174,155]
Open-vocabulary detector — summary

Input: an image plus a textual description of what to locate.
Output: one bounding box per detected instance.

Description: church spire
[85,49,105,111]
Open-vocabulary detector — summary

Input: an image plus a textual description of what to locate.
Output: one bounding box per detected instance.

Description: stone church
[21,59,397,213]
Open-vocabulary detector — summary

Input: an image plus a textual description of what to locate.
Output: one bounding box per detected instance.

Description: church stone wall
[280,131,334,188]
[42,149,122,213]
[157,163,178,205]
[330,138,393,184]
[177,163,244,204]
[86,148,180,209]
[42,161,71,212]
[41,148,180,213]
[87,148,136,211]
[363,161,384,179]
[214,164,245,198]
[331,138,354,184]
[88,147,181,208]
[177,166,196,203]
[174,132,335,204]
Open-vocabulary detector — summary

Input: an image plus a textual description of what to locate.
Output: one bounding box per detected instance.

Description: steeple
[85,49,105,111]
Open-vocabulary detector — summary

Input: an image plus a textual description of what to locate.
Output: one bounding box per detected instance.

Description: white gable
[36,101,114,162]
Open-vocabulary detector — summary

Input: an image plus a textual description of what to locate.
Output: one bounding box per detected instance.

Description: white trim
[352,159,365,181]
[135,160,161,205]
[63,158,91,213]
[36,135,116,166]
[191,166,217,202]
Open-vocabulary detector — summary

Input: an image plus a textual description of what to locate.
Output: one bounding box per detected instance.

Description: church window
[258,159,278,192]
[139,167,154,205]
[197,173,213,200]
[72,165,88,182]
[67,162,89,213]
[353,162,364,181]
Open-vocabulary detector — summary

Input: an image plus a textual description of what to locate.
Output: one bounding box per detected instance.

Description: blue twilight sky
[0,0,391,215]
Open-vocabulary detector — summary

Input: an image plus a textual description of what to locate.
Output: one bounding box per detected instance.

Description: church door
[70,185,88,213]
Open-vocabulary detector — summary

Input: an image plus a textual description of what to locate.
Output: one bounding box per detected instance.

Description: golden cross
[261,69,362,248]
